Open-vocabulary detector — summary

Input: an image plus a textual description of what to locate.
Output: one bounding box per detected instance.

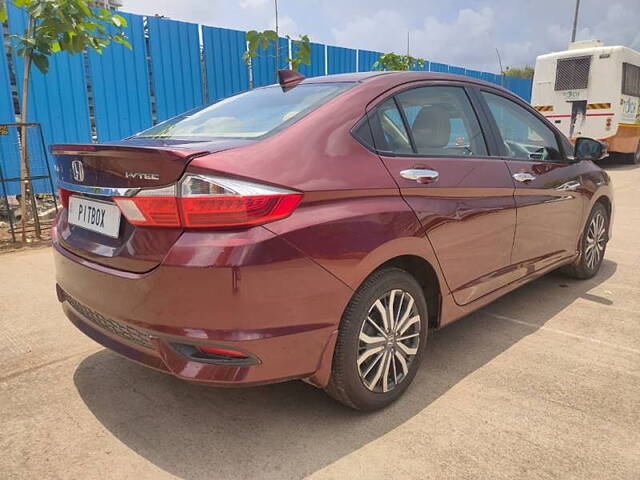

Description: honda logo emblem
[71,160,85,182]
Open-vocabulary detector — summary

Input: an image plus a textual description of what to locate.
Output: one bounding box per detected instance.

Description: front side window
[135,83,353,140]
[395,86,488,156]
[482,91,562,161]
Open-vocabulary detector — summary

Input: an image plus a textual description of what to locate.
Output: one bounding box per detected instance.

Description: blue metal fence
[0,7,533,194]
[202,26,249,102]
[88,12,152,142]
[147,16,204,122]
[294,41,325,78]
[252,37,289,87]
[327,46,357,74]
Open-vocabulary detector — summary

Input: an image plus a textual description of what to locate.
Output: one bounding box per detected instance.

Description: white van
[532,40,640,163]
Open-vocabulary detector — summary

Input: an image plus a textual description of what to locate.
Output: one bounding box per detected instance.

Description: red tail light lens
[113,174,302,229]
[59,188,71,208]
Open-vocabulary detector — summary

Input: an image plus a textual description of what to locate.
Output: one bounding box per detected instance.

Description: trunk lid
[52,139,252,273]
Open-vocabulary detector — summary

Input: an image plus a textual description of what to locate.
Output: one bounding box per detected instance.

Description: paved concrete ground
[1,162,639,480]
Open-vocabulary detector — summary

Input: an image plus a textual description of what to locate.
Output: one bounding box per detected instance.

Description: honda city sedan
[52,71,613,410]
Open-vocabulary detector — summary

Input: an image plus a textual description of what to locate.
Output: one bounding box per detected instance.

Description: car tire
[325,267,428,411]
[561,202,609,279]
[629,142,640,165]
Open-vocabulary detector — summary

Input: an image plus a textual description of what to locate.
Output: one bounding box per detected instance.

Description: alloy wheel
[357,289,421,393]
[584,211,606,270]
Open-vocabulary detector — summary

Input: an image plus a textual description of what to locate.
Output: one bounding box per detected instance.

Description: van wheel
[562,203,609,279]
[325,267,428,411]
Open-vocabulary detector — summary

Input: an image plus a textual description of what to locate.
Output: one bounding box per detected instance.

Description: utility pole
[406,31,410,56]
[495,48,504,87]
[571,0,581,43]
[274,0,280,81]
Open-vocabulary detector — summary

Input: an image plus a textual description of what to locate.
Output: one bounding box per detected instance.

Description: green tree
[504,65,534,79]
[373,52,426,71]
[0,0,129,242]
[243,30,311,86]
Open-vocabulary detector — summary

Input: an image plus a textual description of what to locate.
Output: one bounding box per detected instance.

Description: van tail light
[113,174,302,228]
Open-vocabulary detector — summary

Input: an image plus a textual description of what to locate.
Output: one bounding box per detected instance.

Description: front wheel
[562,203,609,279]
[325,267,428,411]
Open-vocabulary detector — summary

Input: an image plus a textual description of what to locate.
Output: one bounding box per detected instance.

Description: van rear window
[555,56,591,91]
[622,63,640,97]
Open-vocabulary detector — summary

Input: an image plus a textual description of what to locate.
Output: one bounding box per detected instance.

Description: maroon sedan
[52,71,613,410]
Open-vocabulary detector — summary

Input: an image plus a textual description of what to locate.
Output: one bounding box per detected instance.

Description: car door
[366,83,517,305]
[478,90,586,273]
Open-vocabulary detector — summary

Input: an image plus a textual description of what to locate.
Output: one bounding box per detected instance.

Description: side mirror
[574,137,608,161]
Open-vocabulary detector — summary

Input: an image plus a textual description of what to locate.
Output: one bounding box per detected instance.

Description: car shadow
[599,156,639,171]
[74,260,617,480]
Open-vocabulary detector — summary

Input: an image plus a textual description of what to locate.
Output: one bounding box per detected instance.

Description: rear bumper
[53,227,352,387]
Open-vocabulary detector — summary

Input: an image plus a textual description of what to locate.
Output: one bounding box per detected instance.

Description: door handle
[512,172,536,183]
[400,169,439,184]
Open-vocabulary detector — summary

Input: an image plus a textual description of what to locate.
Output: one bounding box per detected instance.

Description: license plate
[68,195,122,238]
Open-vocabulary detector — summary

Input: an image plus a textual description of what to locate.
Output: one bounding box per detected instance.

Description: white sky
[122,0,640,72]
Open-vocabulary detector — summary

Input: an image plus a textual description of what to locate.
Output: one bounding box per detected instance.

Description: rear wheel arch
[368,255,442,329]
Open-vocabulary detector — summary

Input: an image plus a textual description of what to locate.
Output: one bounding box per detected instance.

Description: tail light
[59,188,71,208]
[113,174,302,228]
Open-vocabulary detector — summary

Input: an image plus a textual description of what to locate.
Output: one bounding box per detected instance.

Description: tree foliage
[287,34,310,71]
[504,65,534,79]
[243,29,311,73]
[373,52,426,71]
[6,0,130,74]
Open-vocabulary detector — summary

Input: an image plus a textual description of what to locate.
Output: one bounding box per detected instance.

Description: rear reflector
[112,174,302,229]
[197,346,248,358]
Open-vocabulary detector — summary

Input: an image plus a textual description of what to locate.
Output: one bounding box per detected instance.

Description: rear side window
[622,63,640,97]
[135,83,353,140]
[395,86,487,156]
[555,56,591,91]
[373,98,413,154]
[482,91,562,161]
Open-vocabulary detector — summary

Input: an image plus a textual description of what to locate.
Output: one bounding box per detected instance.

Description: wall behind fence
[0,7,533,194]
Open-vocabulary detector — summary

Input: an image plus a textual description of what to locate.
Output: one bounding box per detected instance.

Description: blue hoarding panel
[464,69,483,79]
[202,26,249,103]
[7,4,91,147]
[252,37,289,87]
[429,62,449,73]
[147,16,203,122]
[7,5,90,194]
[327,46,356,74]
[449,65,465,75]
[503,76,532,102]
[358,50,381,72]
[295,42,325,77]
[0,31,21,195]
[89,12,152,141]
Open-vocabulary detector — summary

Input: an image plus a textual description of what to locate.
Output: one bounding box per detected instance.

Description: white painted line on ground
[485,312,640,355]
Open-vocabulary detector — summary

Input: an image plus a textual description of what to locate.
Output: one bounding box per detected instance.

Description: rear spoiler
[50,143,209,159]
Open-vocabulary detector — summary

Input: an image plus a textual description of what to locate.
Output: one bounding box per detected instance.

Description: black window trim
[355,81,499,160]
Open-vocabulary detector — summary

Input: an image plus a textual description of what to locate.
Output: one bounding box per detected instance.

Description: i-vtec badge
[125,172,160,181]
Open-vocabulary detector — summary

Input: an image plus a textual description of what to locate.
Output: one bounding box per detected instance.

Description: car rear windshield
[135,83,354,140]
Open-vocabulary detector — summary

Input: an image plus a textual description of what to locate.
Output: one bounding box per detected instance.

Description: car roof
[301,71,510,95]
